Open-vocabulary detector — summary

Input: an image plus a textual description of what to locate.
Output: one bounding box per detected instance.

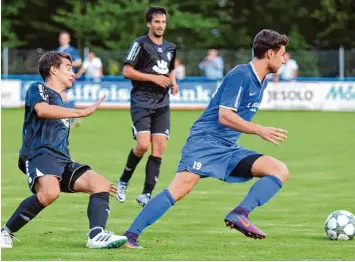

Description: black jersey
[19,82,71,160]
[124,35,176,109]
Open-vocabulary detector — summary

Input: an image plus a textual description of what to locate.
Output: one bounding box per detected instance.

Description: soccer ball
[325,210,355,240]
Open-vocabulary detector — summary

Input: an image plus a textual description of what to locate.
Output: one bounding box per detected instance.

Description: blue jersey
[57,45,81,72]
[189,62,268,145]
[19,82,71,159]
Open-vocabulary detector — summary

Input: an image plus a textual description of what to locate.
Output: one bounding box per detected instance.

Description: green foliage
[312,0,355,48]
[107,59,120,75]
[2,0,354,50]
[1,0,27,47]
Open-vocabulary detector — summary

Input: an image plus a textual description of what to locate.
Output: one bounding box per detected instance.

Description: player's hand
[152,75,171,88]
[257,126,288,146]
[109,183,118,196]
[171,84,179,95]
[80,95,106,117]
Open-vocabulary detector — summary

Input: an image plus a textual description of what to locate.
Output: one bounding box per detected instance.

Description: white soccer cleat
[1,230,13,248]
[136,193,151,207]
[86,227,127,249]
[115,181,128,203]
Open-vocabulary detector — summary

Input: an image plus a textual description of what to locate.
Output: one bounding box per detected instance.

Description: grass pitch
[1,109,354,260]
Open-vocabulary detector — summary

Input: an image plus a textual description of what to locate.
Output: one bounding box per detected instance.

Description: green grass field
[1,108,355,261]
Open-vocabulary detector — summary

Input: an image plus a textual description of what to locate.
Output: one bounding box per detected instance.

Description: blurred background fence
[3,47,355,78]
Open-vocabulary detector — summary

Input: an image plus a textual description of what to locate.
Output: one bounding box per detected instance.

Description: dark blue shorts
[18,151,91,194]
[176,136,263,183]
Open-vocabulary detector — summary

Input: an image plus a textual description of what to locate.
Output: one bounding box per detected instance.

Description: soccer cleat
[1,229,13,248]
[136,193,151,207]
[115,181,128,203]
[86,227,127,249]
[123,231,142,249]
[224,212,266,239]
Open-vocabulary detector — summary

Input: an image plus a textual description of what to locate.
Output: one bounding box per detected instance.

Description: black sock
[120,149,142,183]
[4,195,45,234]
[87,192,110,239]
[143,155,162,194]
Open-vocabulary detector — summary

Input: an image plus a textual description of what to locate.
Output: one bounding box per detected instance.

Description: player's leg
[124,171,200,248]
[136,106,170,206]
[225,154,289,239]
[1,155,62,248]
[65,164,127,249]
[116,107,151,203]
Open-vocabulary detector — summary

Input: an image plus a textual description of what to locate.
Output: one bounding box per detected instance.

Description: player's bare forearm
[34,96,105,119]
[218,107,262,135]
[123,65,155,82]
[35,103,83,119]
[169,70,176,85]
[72,60,82,68]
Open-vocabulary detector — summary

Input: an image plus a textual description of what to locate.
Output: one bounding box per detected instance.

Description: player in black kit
[115,7,179,207]
[0,51,127,249]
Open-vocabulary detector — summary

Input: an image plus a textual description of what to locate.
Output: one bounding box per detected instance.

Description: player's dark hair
[145,6,168,22]
[253,29,289,59]
[38,51,72,80]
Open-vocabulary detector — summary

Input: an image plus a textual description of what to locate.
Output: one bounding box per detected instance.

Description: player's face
[59,33,70,46]
[147,14,167,38]
[267,45,286,73]
[55,58,75,88]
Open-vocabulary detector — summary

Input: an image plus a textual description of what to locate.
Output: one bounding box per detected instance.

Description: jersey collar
[249,62,265,87]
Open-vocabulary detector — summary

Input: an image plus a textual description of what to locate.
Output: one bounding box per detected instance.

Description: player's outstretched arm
[219,107,288,146]
[123,65,171,88]
[34,96,105,119]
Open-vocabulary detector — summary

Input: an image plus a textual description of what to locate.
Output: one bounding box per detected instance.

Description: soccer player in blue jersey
[1,51,127,249]
[122,29,290,248]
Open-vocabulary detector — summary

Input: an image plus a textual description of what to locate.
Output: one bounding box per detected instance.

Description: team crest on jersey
[167,52,172,61]
[153,60,169,74]
[61,118,70,128]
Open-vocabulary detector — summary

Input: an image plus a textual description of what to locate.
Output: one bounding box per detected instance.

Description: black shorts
[18,153,91,194]
[131,106,170,139]
[229,154,263,179]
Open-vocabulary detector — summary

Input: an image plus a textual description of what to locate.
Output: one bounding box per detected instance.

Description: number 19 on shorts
[193,161,202,170]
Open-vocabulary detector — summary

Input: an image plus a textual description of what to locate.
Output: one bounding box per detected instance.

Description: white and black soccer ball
[325,210,355,240]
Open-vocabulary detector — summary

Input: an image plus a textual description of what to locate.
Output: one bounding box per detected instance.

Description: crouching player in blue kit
[122,29,290,248]
[0,51,127,249]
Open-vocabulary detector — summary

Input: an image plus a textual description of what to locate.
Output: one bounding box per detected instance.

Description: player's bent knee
[74,170,111,194]
[273,162,290,183]
[168,171,199,201]
[135,142,149,155]
[152,145,166,158]
[37,188,60,206]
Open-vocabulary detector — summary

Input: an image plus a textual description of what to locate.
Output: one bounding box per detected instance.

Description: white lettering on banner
[67,83,131,102]
[13,78,355,111]
[1,80,21,108]
[170,85,211,103]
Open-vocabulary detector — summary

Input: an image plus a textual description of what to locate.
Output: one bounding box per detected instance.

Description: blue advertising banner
[17,78,220,109]
[2,75,355,111]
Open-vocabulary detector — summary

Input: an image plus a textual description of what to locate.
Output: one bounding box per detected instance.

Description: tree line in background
[2,0,355,50]
[2,0,355,77]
